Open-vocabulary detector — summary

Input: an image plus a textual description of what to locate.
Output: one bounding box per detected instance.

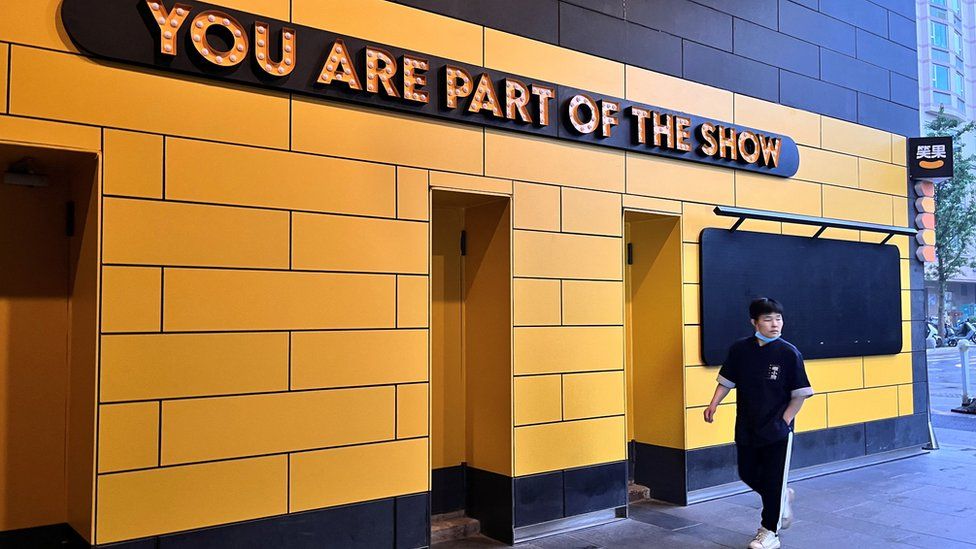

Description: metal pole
[923,410,940,450]
[961,341,972,405]
[923,346,942,450]
[951,340,976,415]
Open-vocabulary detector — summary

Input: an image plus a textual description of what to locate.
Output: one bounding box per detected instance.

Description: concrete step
[431,512,480,545]
[628,482,651,503]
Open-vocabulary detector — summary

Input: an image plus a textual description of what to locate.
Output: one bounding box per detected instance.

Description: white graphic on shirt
[767,364,780,381]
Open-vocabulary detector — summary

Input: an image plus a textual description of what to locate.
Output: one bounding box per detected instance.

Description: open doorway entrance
[430,190,512,544]
[624,211,686,504]
[0,144,99,545]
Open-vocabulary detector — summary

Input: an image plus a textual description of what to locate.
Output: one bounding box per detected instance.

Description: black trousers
[736,432,794,532]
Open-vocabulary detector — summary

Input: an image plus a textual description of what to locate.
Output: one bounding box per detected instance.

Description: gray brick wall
[392,0,920,136]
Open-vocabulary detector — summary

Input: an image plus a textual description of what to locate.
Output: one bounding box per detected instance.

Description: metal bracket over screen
[714,206,917,244]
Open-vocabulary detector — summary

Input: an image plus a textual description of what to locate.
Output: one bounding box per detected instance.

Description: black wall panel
[864,413,929,454]
[391,0,921,136]
[431,465,465,515]
[700,229,902,365]
[158,499,397,549]
[634,443,687,505]
[685,443,739,491]
[563,462,627,516]
[513,471,564,527]
[466,467,514,544]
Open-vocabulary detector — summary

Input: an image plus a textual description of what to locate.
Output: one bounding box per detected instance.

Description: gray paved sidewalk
[436,428,976,548]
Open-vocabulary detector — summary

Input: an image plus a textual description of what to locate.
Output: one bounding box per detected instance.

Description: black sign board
[908,136,953,180]
[60,0,800,178]
[700,229,902,364]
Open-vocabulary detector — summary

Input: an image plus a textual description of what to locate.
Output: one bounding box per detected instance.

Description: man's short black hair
[749,297,784,320]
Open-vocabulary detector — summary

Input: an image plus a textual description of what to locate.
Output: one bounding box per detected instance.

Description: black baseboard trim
[466,466,514,544]
[633,443,687,505]
[0,523,89,549]
[14,494,431,549]
[635,412,930,504]
[432,464,466,515]
[687,445,928,504]
[8,415,925,548]
[513,461,628,534]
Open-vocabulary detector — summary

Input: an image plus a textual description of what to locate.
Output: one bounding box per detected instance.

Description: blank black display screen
[699,229,902,365]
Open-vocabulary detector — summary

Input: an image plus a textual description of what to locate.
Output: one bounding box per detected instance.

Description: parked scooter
[927,322,943,349]
[946,320,976,347]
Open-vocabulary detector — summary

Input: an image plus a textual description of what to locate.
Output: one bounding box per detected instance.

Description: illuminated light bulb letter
[697,123,719,156]
[716,125,737,160]
[365,47,400,97]
[737,131,761,163]
[254,23,296,76]
[189,11,248,67]
[445,65,473,109]
[674,116,692,152]
[568,94,599,134]
[505,79,532,123]
[318,39,362,90]
[629,107,651,144]
[758,134,781,167]
[600,100,619,138]
[468,73,503,117]
[402,55,430,104]
[531,85,555,126]
[147,1,192,55]
[652,112,674,148]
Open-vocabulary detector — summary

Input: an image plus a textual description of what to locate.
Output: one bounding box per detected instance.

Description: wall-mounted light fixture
[3,157,50,188]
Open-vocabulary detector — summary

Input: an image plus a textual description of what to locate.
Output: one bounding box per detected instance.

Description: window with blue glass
[934,64,950,90]
[953,31,963,55]
[932,0,948,7]
[931,5,948,18]
[953,71,965,96]
[932,22,949,48]
[934,49,951,63]
[935,91,953,106]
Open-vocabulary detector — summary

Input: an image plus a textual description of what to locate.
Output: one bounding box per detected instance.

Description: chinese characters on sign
[908,137,953,179]
[907,136,952,264]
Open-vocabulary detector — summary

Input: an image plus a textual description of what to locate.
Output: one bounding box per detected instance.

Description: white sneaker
[781,487,795,530]
[748,527,781,549]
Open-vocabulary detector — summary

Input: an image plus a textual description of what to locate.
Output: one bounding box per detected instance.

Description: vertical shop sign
[908,136,952,264]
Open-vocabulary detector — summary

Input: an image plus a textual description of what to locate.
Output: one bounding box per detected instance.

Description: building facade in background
[917,0,976,322]
[0,1,927,547]
[918,0,968,144]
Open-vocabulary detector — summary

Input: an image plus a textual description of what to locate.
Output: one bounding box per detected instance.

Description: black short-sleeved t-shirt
[717,336,814,447]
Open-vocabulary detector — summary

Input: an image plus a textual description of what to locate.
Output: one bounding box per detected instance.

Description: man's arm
[784,349,814,423]
[703,384,731,423]
[782,395,808,423]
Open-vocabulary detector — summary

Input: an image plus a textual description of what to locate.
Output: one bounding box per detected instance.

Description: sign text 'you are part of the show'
[60,0,800,177]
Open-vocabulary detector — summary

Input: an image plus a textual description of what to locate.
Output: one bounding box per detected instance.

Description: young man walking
[704,297,814,549]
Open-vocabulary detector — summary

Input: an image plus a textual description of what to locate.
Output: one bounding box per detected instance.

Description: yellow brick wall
[684,100,913,449]
[0,0,915,543]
